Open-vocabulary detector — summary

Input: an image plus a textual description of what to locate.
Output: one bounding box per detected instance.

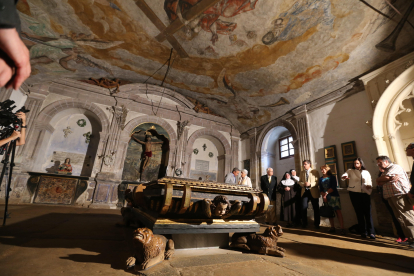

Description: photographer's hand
[0,131,21,147]
[16,112,26,124]
[10,130,21,140]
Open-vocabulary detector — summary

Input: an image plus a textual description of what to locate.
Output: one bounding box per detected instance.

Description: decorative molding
[359,51,414,85]
[393,88,414,132]
[177,120,189,141]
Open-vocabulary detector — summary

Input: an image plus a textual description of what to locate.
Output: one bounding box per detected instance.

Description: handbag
[320,202,335,218]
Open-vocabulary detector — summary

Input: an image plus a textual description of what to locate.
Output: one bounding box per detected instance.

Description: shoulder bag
[320,202,335,218]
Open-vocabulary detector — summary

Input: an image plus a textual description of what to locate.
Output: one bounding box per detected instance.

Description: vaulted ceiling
[19,0,414,133]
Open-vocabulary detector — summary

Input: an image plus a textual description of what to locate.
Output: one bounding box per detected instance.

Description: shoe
[369,234,376,240]
[397,238,409,243]
[340,229,346,235]
[408,242,414,248]
[396,237,402,243]
[328,227,335,233]
[361,234,367,239]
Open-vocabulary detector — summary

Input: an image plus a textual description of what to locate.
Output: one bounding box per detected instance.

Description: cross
[134,0,222,58]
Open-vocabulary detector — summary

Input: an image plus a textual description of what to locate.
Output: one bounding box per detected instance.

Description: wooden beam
[155,0,221,42]
[134,0,189,58]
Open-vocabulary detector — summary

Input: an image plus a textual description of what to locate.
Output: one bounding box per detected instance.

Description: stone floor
[0,205,413,276]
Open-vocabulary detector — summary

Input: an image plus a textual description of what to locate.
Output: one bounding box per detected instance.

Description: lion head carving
[133,228,153,244]
[263,225,283,239]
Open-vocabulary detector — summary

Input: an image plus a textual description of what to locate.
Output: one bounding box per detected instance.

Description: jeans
[301,189,320,226]
[349,191,375,235]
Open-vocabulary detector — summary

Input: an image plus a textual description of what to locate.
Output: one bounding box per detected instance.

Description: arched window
[279,135,294,159]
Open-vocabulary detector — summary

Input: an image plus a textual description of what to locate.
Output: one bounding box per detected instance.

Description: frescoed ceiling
[18,0,414,133]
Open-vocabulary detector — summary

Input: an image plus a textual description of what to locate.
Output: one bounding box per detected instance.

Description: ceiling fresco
[18,0,414,133]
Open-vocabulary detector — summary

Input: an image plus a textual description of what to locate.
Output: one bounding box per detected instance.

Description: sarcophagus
[125,177,269,234]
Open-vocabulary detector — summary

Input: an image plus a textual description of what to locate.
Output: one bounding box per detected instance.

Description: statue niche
[122,124,170,182]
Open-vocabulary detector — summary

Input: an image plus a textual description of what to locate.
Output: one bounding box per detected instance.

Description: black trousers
[349,191,375,235]
[301,189,320,226]
[381,196,406,239]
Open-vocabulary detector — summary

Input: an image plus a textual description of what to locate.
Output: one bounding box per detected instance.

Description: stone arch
[116,115,178,178]
[252,119,299,187]
[185,128,231,180]
[256,119,298,153]
[23,98,111,174]
[36,98,110,133]
[373,64,414,171]
[120,83,196,109]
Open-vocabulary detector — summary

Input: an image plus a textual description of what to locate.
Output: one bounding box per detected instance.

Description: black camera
[0,99,30,154]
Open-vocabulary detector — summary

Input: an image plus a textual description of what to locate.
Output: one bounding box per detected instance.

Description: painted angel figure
[164,0,259,45]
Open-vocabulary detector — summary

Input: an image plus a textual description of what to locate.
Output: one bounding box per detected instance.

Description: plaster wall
[240,138,250,162]
[190,138,220,181]
[41,93,71,110]
[308,92,378,185]
[187,125,205,138]
[219,131,231,145]
[125,110,146,126]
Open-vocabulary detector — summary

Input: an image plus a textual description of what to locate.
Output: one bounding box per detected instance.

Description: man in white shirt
[298,160,320,229]
[224,168,240,184]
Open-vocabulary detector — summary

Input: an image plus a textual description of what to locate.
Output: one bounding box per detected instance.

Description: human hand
[284,187,290,191]
[323,196,328,203]
[305,182,311,187]
[391,175,400,182]
[366,185,372,190]
[16,112,26,124]
[10,130,21,140]
[0,52,13,88]
[341,176,349,180]
[0,28,31,89]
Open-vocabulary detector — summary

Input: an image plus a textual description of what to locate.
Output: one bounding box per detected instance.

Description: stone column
[231,137,240,171]
[292,105,313,168]
[247,128,260,189]
[173,121,189,177]
[16,93,47,159]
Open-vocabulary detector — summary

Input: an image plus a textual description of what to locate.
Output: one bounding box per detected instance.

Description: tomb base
[172,233,229,249]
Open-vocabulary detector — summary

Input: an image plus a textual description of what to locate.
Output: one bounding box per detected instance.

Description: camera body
[0,100,30,155]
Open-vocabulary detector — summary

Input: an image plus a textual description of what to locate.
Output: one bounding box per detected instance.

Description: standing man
[298,160,320,229]
[377,156,414,247]
[261,167,277,224]
[225,167,240,184]
[405,143,414,199]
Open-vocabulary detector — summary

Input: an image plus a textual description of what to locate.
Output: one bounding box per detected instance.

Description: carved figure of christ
[131,133,163,174]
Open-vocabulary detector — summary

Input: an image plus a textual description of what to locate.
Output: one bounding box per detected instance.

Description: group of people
[224,144,414,248]
[261,150,414,247]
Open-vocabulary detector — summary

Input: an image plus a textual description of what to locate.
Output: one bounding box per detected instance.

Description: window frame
[279,135,294,160]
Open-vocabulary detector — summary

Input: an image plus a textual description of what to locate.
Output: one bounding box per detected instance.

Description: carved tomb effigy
[124,177,269,234]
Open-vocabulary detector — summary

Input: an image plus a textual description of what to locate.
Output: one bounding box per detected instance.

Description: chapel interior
[1,0,414,275]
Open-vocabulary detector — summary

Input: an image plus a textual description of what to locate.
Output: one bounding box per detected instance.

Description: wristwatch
[21,125,27,128]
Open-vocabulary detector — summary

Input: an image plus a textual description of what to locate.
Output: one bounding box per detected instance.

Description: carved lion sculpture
[126,228,174,271]
[230,225,285,257]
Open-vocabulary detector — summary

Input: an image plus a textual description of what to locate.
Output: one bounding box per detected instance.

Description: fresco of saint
[164,0,258,45]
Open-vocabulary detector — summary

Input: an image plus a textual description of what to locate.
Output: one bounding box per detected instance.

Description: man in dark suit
[260,167,277,224]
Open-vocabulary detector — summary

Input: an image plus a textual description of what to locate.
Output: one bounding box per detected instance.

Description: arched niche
[117,115,177,179]
[188,135,225,181]
[261,126,296,180]
[185,129,231,182]
[122,123,170,182]
[32,107,104,177]
[373,64,414,171]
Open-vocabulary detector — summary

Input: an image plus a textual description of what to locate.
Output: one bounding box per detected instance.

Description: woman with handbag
[341,157,375,239]
[320,165,345,235]
[275,171,300,227]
